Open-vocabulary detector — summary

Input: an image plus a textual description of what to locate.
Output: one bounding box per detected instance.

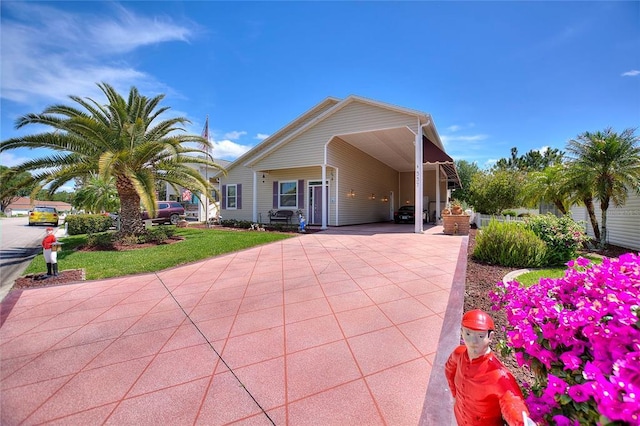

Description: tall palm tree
[73,173,120,213]
[0,82,225,235]
[565,127,640,248]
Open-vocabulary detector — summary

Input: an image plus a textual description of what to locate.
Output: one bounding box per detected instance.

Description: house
[5,197,72,217]
[217,95,460,233]
[570,190,640,251]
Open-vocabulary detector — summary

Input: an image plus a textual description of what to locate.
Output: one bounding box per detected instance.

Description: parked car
[393,205,427,224]
[28,206,59,226]
[141,201,185,225]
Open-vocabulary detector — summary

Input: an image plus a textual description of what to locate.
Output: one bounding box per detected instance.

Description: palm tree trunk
[582,196,600,242]
[116,176,144,235]
[553,200,567,215]
[599,199,610,249]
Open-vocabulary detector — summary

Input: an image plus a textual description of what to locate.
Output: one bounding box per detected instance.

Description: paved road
[0,217,60,301]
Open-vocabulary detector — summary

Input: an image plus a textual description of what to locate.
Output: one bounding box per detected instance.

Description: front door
[308,182,329,225]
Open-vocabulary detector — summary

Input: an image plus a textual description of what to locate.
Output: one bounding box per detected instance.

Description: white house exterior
[217,95,460,233]
[570,190,640,251]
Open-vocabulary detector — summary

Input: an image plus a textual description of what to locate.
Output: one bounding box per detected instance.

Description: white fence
[475,213,526,229]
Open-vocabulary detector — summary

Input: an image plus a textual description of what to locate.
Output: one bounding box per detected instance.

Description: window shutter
[221,185,226,210]
[237,184,242,209]
[298,179,305,208]
[273,181,278,208]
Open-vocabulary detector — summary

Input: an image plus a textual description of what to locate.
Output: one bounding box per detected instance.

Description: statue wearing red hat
[445,309,534,426]
[41,227,59,277]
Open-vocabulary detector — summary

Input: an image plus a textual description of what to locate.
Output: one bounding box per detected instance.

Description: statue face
[461,326,492,360]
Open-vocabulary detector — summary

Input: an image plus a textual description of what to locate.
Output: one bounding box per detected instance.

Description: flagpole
[204,115,210,227]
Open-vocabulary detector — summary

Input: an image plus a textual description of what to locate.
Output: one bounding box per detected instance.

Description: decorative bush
[65,214,113,235]
[502,210,518,217]
[86,231,116,249]
[473,220,547,267]
[524,214,588,266]
[490,253,640,425]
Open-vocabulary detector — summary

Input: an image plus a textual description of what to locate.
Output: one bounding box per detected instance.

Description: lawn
[24,227,295,280]
[514,252,604,287]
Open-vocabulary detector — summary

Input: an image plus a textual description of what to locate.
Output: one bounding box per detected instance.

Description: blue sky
[1,1,638,190]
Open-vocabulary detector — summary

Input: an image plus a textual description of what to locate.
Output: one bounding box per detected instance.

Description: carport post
[321,165,328,229]
[414,119,424,234]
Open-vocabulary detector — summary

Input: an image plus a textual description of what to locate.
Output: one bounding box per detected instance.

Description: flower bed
[491,253,640,425]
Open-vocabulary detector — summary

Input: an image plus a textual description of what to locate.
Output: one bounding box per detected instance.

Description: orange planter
[443,214,470,235]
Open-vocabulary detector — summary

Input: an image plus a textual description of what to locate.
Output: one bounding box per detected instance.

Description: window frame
[278,180,298,208]
[226,184,238,209]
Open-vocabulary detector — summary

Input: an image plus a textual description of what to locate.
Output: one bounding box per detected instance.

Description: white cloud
[446,125,461,132]
[622,70,640,77]
[0,2,195,105]
[224,131,248,140]
[440,134,489,144]
[0,151,32,168]
[255,133,270,140]
[211,139,253,160]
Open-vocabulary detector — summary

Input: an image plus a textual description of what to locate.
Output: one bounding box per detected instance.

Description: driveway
[1,224,466,425]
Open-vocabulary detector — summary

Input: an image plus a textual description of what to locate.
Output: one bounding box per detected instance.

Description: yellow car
[28,206,59,226]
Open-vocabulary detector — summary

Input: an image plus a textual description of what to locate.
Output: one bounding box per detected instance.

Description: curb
[503,269,534,284]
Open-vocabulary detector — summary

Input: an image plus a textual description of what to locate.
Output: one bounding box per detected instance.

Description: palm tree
[565,127,640,248]
[0,82,225,235]
[73,173,120,213]
[521,164,571,215]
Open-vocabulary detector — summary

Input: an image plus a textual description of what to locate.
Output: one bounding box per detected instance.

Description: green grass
[515,253,604,287]
[24,227,294,280]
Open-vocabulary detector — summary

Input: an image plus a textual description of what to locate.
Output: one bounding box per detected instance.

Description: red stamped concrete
[1,223,464,425]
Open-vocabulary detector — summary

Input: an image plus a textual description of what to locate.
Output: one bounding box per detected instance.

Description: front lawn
[24,227,294,280]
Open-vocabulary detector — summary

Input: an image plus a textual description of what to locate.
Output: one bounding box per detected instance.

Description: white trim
[414,118,424,234]
[278,180,299,209]
[226,184,238,210]
[252,171,258,222]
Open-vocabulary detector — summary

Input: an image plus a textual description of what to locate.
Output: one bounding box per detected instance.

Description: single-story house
[217,95,460,233]
[570,190,640,251]
[4,197,73,217]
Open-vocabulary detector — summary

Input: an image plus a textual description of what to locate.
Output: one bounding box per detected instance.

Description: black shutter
[221,185,226,210]
[298,180,305,208]
[237,184,242,209]
[273,181,278,208]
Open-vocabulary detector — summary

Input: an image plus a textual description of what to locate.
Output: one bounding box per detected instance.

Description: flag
[182,189,192,202]
[201,115,209,152]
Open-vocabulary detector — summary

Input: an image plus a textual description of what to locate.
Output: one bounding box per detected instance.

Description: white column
[414,121,424,233]
[436,165,441,221]
[252,171,258,222]
[321,165,328,229]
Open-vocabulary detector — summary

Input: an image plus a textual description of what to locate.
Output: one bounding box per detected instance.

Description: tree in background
[451,160,480,205]
[0,165,35,212]
[73,173,120,213]
[494,146,564,172]
[565,127,640,248]
[0,82,225,236]
[468,169,524,215]
[520,164,571,215]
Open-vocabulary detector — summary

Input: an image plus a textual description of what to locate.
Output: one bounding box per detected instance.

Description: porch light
[347,189,356,198]
[369,193,376,200]
[381,196,389,202]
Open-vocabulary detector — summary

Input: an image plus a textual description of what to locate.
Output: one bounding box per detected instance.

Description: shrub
[502,210,518,217]
[65,214,113,235]
[490,253,640,425]
[524,214,588,266]
[138,227,175,244]
[472,220,547,267]
[86,232,116,249]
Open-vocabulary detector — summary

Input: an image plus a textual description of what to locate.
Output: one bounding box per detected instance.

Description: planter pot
[441,208,451,217]
[451,206,463,215]
[442,214,470,235]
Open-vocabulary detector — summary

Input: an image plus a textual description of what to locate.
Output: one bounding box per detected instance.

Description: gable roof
[6,197,72,211]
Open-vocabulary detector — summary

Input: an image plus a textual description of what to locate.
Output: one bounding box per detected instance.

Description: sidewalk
[1,224,464,425]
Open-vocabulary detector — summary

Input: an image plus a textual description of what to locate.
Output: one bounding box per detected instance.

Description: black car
[393,205,427,224]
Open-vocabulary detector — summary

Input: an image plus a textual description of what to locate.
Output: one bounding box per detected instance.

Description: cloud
[224,131,248,140]
[255,133,269,140]
[0,2,195,105]
[440,134,489,144]
[446,125,461,132]
[0,151,33,168]
[621,70,640,77]
[211,139,253,160]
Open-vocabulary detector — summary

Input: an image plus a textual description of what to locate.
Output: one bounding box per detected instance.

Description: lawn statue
[445,309,535,426]
[298,213,306,233]
[41,227,59,277]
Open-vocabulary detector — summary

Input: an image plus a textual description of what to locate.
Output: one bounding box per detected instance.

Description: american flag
[182,189,192,202]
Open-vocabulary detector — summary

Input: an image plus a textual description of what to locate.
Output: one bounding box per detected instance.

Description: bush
[502,210,518,217]
[86,232,116,249]
[65,214,113,235]
[473,220,547,267]
[524,214,588,266]
[138,227,175,244]
[490,253,640,425]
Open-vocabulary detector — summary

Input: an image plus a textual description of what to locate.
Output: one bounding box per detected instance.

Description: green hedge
[65,214,113,235]
[473,220,547,268]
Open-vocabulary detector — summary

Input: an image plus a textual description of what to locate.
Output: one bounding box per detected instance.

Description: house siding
[329,138,398,225]
[254,102,416,171]
[570,191,640,250]
[220,167,254,222]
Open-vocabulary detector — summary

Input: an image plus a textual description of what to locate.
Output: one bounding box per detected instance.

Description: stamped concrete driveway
[1,224,465,425]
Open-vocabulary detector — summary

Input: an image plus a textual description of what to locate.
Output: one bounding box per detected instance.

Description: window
[226,184,237,209]
[279,181,297,207]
